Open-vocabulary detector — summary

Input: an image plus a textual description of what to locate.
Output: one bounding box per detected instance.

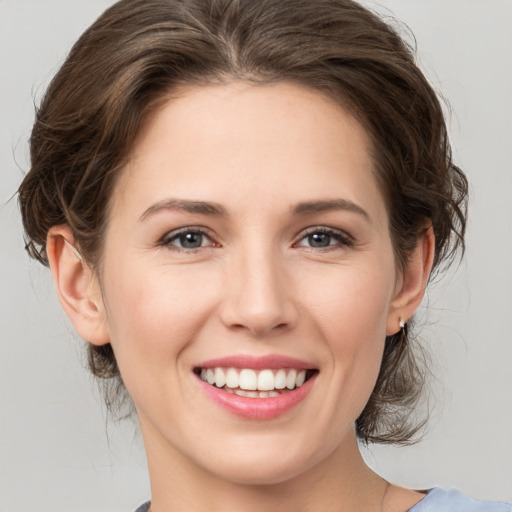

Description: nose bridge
[220,239,297,336]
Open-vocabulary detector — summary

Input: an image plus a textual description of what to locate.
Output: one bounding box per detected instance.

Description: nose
[219,247,299,338]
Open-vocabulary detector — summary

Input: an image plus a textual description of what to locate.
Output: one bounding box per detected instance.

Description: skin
[48,82,434,511]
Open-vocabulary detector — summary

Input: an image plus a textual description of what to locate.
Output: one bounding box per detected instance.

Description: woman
[16,0,511,510]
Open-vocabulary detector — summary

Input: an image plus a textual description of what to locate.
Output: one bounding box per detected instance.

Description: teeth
[214,367,226,388]
[225,368,239,388]
[198,367,311,392]
[257,369,275,391]
[225,388,283,398]
[275,369,287,389]
[286,369,297,390]
[239,369,257,390]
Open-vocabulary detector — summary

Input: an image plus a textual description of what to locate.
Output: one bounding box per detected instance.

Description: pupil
[180,232,202,248]
[309,233,330,247]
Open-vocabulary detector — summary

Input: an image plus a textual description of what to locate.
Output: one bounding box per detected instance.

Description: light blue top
[408,488,512,511]
[135,488,512,511]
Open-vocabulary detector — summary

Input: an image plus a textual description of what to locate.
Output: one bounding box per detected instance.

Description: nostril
[225,319,292,338]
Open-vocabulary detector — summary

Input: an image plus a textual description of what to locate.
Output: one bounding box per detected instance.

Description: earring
[399,317,405,331]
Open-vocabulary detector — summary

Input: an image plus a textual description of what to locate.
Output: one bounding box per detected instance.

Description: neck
[142,423,389,512]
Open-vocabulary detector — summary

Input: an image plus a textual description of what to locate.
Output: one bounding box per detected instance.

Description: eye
[295,227,353,249]
[161,228,216,250]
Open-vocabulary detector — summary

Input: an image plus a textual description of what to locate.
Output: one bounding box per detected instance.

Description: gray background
[1,1,511,510]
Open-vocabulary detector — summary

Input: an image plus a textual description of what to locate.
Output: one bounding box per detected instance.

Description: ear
[386,225,435,336]
[47,225,110,346]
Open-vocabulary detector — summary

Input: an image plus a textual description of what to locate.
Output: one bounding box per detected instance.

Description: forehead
[112,81,386,224]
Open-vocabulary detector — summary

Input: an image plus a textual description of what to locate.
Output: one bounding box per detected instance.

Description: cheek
[303,258,395,341]
[323,281,389,383]
[301,259,395,412]
[100,259,217,382]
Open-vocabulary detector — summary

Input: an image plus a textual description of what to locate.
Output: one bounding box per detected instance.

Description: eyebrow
[292,199,370,221]
[139,197,370,222]
[139,198,228,221]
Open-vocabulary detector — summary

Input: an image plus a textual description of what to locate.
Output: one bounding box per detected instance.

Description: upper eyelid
[295,225,353,242]
[299,225,348,235]
[163,226,213,237]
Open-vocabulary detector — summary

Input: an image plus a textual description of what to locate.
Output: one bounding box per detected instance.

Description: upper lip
[195,354,317,370]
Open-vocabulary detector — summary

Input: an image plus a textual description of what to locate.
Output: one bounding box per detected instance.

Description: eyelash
[159,226,353,252]
[160,227,217,252]
[293,227,354,250]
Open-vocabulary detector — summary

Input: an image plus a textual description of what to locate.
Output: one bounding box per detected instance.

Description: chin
[206,458,313,487]
[193,433,333,487]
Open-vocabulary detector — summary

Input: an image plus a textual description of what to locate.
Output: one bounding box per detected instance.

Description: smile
[196,367,315,397]
[193,356,319,420]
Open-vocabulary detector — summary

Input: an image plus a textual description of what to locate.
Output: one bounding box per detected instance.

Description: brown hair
[18,0,467,443]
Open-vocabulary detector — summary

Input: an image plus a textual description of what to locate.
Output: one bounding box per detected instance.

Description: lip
[195,354,315,370]
[194,355,318,420]
[196,374,317,420]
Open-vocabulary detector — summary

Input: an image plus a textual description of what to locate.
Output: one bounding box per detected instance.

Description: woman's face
[96,82,407,484]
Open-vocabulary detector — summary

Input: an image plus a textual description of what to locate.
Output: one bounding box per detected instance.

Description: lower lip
[196,374,317,420]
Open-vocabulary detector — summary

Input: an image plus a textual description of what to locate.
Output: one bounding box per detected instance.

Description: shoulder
[134,502,150,512]
[409,488,512,512]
